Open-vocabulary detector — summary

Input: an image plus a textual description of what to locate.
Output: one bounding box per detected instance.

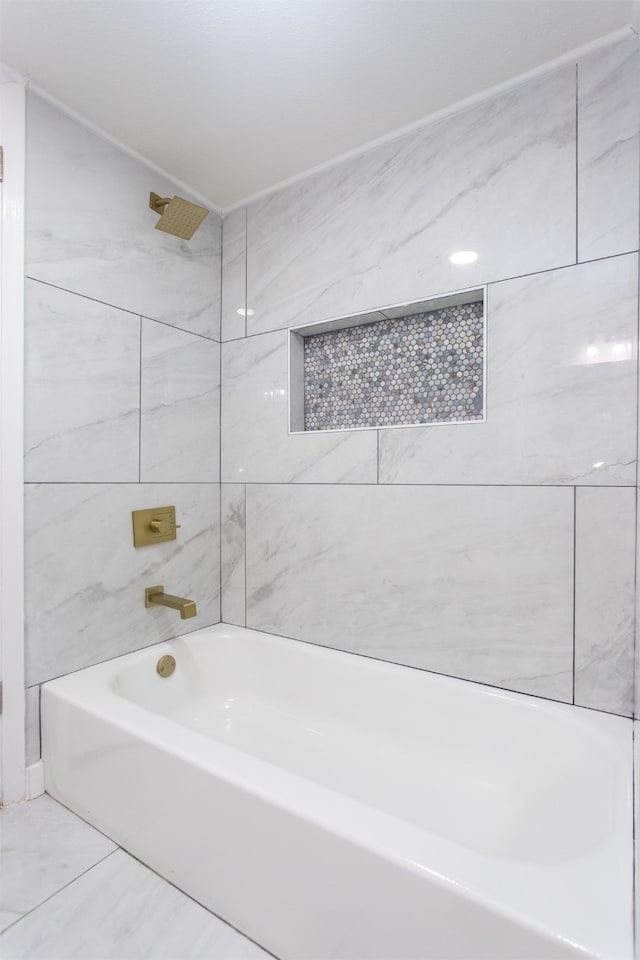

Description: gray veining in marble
[24,281,140,483]
[222,330,377,482]
[379,254,638,486]
[245,65,576,337]
[246,484,574,701]
[578,33,640,263]
[25,686,40,767]
[26,93,221,340]
[221,484,246,626]
[221,208,247,341]
[0,795,116,934]
[141,319,220,482]
[25,483,220,686]
[575,487,635,716]
[0,846,268,959]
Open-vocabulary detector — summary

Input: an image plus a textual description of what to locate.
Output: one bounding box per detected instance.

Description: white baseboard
[25,760,44,799]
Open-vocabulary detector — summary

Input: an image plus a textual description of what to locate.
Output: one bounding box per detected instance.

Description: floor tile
[0,795,116,933]
[0,848,270,959]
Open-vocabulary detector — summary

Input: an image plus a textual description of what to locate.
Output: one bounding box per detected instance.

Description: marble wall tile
[245,65,576,338]
[221,484,246,626]
[24,281,140,483]
[0,795,116,934]
[379,254,638,486]
[25,483,220,686]
[221,209,247,341]
[0,847,268,960]
[246,484,574,701]
[26,93,221,340]
[575,488,636,716]
[221,330,377,483]
[25,685,40,767]
[578,34,640,263]
[140,319,220,482]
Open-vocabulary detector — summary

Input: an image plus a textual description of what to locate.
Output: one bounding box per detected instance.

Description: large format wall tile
[24,281,140,483]
[578,34,640,262]
[245,65,576,337]
[25,483,220,686]
[221,331,377,482]
[221,484,246,627]
[141,320,220,482]
[246,484,574,700]
[379,255,638,486]
[575,487,635,716]
[221,209,247,341]
[26,94,221,340]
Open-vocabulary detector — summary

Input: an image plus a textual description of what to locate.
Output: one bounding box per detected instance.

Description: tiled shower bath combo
[6,24,639,960]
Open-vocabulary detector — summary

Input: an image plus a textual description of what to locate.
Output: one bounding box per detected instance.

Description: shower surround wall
[220,32,640,718]
[24,93,221,766]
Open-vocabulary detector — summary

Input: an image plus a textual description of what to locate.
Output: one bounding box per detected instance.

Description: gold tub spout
[145,585,197,619]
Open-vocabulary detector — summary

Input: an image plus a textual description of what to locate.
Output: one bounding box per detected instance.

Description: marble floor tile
[0,847,269,960]
[140,319,220,482]
[0,795,116,934]
[222,330,377,483]
[24,281,140,483]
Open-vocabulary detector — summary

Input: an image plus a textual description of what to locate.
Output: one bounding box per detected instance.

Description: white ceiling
[0,0,636,208]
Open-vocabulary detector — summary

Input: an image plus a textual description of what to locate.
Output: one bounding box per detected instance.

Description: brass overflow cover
[156,654,176,678]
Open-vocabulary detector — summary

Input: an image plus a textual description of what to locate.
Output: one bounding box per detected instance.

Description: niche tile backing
[303,301,484,431]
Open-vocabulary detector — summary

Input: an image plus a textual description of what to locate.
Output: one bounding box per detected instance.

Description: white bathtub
[42,624,633,960]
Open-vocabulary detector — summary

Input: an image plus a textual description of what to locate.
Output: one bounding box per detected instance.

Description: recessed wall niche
[289,287,486,433]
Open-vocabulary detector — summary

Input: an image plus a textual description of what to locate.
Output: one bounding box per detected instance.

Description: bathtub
[42,624,632,960]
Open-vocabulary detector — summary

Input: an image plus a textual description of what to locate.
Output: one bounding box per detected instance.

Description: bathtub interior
[112,627,628,864]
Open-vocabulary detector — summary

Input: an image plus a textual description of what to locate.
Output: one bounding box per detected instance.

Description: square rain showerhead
[150,193,209,240]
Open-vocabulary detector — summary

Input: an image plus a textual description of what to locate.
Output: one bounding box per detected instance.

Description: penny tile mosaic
[304,301,484,430]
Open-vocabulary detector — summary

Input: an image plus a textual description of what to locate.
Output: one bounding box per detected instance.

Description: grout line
[633,724,637,959]
[0,848,119,936]
[575,63,579,264]
[219,220,224,620]
[572,486,577,705]
[217,249,639,344]
[24,277,221,344]
[244,208,248,338]
[121,848,281,960]
[376,431,380,483]
[138,318,143,484]
[36,683,42,762]
[244,484,248,628]
[24,479,631,489]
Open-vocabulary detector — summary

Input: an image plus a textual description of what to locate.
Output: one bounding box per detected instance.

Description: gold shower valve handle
[149,518,181,534]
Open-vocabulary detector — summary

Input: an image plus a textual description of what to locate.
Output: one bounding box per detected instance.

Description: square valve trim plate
[132,506,180,547]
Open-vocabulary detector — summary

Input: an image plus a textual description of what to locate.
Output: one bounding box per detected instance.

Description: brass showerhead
[149,192,209,240]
